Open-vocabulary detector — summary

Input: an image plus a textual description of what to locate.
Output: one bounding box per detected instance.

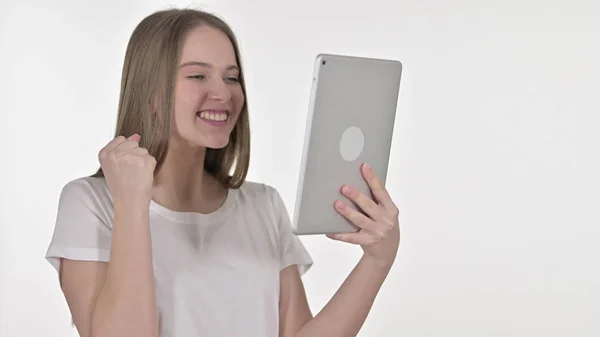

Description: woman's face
[171,25,245,149]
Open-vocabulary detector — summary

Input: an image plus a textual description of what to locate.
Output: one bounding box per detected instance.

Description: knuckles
[122,153,153,167]
[145,155,157,168]
[97,141,155,170]
[390,206,400,218]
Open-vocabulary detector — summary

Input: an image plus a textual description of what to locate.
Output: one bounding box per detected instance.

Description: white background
[1,0,599,336]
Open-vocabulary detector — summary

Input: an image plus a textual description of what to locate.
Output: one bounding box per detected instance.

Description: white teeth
[199,111,228,121]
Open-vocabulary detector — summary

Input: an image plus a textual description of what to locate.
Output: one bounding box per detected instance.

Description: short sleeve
[269,187,313,275]
[45,179,113,274]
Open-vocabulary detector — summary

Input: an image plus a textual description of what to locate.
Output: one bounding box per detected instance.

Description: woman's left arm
[279,163,401,337]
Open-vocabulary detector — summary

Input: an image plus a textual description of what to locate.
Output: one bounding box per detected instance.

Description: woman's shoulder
[236,179,275,194]
[57,175,112,211]
[60,175,109,196]
[233,180,292,225]
[235,180,284,207]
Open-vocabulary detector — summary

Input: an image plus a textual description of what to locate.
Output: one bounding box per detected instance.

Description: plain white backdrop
[1,0,599,336]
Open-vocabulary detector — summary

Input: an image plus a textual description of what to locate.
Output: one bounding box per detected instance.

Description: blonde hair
[93,8,250,188]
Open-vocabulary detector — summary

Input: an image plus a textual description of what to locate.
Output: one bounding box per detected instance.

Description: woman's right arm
[60,201,158,337]
[59,134,159,337]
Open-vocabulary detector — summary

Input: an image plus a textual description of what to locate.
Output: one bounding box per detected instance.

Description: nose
[208,78,232,102]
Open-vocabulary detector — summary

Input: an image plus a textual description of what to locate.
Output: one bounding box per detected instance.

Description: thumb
[128,133,141,143]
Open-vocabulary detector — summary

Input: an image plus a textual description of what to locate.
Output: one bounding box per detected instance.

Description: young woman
[45,8,400,337]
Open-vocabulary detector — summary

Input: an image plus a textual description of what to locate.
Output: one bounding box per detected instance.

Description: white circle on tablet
[339,126,364,162]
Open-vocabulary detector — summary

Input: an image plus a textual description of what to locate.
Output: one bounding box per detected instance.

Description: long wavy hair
[92,8,250,188]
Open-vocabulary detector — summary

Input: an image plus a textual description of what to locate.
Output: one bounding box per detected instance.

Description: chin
[206,140,230,149]
[197,135,231,150]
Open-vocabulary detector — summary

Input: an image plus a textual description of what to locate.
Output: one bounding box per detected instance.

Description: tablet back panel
[292,54,402,235]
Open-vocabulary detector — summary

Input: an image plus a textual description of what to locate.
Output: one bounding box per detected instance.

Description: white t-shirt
[45,176,313,337]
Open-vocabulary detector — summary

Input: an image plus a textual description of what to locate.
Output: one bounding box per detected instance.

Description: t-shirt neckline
[149,188,237,224]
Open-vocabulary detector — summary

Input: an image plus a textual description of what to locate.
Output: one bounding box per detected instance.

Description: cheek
[174,84,205,118]
[232,87,245,112]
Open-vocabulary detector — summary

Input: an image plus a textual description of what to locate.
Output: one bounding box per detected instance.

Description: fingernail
[342,185,352,194]
[363,163,371,172]
[335,200,345,209]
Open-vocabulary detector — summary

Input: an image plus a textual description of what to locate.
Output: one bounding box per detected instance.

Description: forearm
[92,203,158,337]
[297,255,393,337]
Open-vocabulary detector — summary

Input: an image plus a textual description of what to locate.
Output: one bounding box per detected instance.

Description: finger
[361,163,396,212]
[128,133,141,143]
[341,185,384,221]
[326,231,373,245]
[115,136,142,151]
[102,135,128,152]
[334,200,378,232]
[100,133,140,154]
[131,147,149,156]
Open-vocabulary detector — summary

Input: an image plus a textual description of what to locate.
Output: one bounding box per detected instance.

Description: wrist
[360,253,396,272]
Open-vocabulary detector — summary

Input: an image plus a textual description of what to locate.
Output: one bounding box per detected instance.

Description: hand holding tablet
[292,53,403,239]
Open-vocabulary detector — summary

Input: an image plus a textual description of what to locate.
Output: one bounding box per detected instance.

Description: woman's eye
[187,74,239,83]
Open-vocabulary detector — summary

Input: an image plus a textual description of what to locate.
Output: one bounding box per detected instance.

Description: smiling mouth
[197,110,229,121]
[196,110,230,127]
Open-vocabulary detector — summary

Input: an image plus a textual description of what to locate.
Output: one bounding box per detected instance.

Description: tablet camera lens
[322,60,326,65]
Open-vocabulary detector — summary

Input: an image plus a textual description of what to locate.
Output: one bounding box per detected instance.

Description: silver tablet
[292,53,402,235]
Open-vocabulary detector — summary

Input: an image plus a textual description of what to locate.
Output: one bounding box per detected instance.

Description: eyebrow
[179,61,239,71]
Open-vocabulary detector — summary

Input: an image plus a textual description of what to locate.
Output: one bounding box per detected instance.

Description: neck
[152,140,226,213]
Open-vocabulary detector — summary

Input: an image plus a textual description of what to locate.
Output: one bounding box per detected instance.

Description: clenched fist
[98,134,156,207]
